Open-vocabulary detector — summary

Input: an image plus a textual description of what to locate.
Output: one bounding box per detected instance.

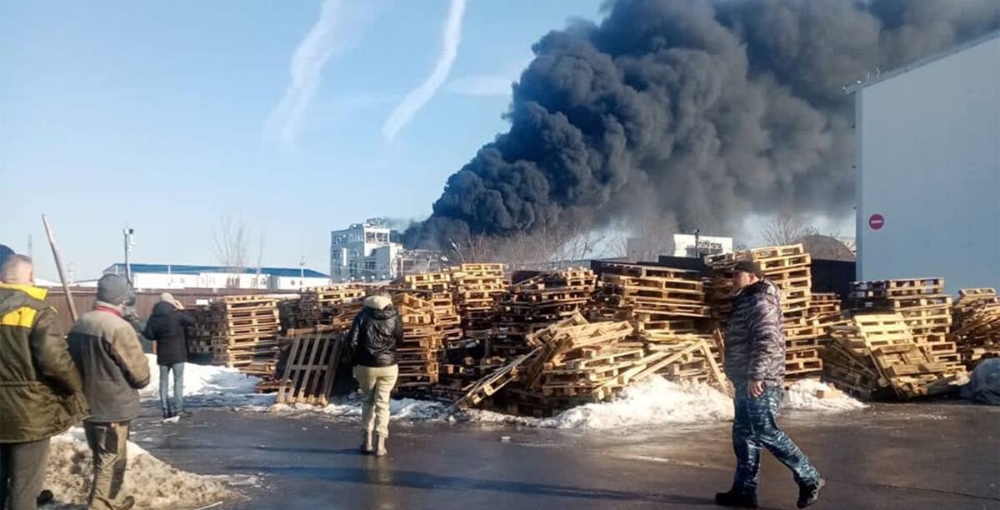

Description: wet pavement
[131,403,1000,510]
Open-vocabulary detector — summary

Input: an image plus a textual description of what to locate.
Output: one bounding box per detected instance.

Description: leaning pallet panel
[820,313,963,400]
[275,327,344,406]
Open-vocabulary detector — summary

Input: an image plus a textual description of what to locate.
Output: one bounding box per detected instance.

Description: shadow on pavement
[233,461,719,506]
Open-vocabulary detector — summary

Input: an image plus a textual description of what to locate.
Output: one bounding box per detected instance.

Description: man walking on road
[144,292,194,419]
[0,255,88,510]
[68,274,150,510]
[716,260,824,509]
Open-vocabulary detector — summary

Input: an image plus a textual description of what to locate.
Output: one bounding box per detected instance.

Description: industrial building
[851,31,1000,294]
[329,219,445,283]
[103,263,331,291]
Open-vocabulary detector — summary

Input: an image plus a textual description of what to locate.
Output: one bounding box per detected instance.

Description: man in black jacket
[347,294,402,457]
[144,293,194,419]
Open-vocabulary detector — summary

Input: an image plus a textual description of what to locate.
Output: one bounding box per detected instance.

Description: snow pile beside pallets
[141,355,274,408]
[42,428,234,510]
[262,376,862,430]
[782,379,867,412]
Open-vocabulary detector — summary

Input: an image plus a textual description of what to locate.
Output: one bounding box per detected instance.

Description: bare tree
[214,215,250,288]
[760,210,818,247]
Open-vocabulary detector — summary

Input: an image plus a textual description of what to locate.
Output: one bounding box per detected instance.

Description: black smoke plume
[406,0,999,248]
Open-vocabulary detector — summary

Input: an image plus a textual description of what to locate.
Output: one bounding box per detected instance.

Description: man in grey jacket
[68,274,150,510]
[716,260,823,509]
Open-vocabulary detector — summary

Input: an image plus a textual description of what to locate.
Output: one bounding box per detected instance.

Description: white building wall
[856,33,1000,294]
[271,276,332,290]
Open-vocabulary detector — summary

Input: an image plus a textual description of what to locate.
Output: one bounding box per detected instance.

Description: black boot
[715,487,758,508]
[37,489,54,506]
[797,478,825,508]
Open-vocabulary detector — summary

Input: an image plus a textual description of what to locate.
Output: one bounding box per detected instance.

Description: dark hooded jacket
[348,296,402,368]
[144,301,195,366]
[0,283,88,443]
[724,279,786,385]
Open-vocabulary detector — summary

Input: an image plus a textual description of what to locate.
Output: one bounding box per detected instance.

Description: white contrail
[381,0,467,141]
[265,0,352,151]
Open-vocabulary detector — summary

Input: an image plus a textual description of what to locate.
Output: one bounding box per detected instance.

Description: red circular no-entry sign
[869,213,885,230]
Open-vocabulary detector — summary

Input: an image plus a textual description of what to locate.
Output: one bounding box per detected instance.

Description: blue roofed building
[103,263,331,291]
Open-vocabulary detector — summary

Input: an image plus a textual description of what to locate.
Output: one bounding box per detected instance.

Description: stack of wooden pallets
[821,313,962,400]
[402,272,463,344]
[707,244,821,382]
[491,269,596,359]
[186,296,282,370]
[949,288,1000,369]
[297,285,367,327]
[451,263,506,340]
[391,292,443,392]
[808,293,849,335]
[846,278,961,370]
[592,263,711,338]
[218,296,282,369]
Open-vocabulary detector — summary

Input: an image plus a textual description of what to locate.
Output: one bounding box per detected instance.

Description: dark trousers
[84,421,130,510]
[0,439,50,510]
[732,383,820,491]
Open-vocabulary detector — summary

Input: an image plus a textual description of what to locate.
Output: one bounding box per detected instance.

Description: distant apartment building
[103,263,331,291]
[329,219,446,283]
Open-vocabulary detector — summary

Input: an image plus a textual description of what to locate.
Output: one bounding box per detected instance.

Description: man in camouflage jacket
[717,260,824,509]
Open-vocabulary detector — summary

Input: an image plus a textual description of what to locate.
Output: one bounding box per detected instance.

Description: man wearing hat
[68,274,150,510]
[715,260,824,509]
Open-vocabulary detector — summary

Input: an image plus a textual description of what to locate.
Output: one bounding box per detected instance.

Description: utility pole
[299,256,305,290]
[123,227,135,285]
[693,228,701,259]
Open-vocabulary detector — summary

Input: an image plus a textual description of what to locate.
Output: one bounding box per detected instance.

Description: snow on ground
[142,354,275,408]
[541,378,735,430]
[262,377,865,431]
[42,427,238,510]
[782,379,867,412]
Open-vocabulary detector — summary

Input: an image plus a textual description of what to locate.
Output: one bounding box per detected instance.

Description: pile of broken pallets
[491,269,597,359]
[187,295,282,372]
[455,313,727,416]
[821,313,964,400]
[949,288,1000,369]
[846,278,963,372]
[591,262,721,384]
[707,244,822,383]
[390,292,443,393]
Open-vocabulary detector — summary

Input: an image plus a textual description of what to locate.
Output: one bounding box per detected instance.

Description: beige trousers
[354,365,399,437]
[84,420,130,510]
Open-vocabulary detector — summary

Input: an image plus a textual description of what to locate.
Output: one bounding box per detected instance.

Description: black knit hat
[732,260,764,278]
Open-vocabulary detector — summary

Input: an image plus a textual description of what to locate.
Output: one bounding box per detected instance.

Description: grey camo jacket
[724,279,785,385]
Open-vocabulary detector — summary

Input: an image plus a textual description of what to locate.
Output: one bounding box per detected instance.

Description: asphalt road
[132,402,1000,510]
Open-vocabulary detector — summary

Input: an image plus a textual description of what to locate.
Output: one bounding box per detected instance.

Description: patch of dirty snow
[142,354,275,408]
[268,395,451,422]
[42,427,236,510]
[540,377,735,430]
[781,379,867,412]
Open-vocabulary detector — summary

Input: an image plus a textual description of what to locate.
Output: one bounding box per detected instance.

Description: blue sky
[0,0,606,280]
